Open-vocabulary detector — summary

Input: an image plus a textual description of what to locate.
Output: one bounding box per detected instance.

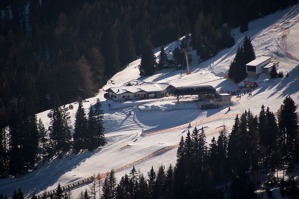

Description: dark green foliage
[208,129,228,185]
[54,184,64,199]
[73,100,88,152]
[192,11,235,61]
[37,119,51,160]
[101,24,120,78]
[278,96,298,145]
[139,41,156,76]
[227,112,259,198]
[157,46,168,69]
[228,36,255,83]
[12,189,24,199]
[117,22,136,66]
[49,106,72,153]
[87,99,106,151]
[243,35,256,65]
[259,106,280,172]
[9,109,39,175]
[270,65,278,79]
[279,178,299,199]
[278,96,298,171]
[0,127,9,177]
[0,194,7,199]
[101,170,117,199]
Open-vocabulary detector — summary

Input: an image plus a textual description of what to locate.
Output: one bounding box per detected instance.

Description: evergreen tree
[153,166,166,199]
[116,174,130,199]
[164,165,174,199]
[242,35,256,66]
[139,41,156,76]
[208,128,228,185]
[49,106,72,153]
[174,136,186,199]
[228,47,246,83]
[278,96,298,169]
[74,100,88,152]
[9,106,39,175]
[0,127,9,177]
[147,166,156,198]
[87,99,105,151]
[23,114,39,171]
[157,46,168,69]
[54,184,64,199]
[270,65,278,79]
[136,175,149,199]
[128,166,138,198]
[101,24,120,78]
[117,21,136,66]
[101,170,117,199]
[37,119,50,160]
[228,36,255,83]
[29,0,41,28]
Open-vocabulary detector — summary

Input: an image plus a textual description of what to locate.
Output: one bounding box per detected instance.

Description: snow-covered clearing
[1,4,299,198]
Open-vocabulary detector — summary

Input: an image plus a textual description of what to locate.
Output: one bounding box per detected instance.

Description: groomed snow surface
[1,4,299,198]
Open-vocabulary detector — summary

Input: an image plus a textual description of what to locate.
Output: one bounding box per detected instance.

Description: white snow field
[1,4,299,198]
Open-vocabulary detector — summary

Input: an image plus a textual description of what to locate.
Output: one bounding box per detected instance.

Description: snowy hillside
[1,4,299,198]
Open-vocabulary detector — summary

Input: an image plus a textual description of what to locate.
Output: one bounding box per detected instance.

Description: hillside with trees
[0,0,298,194]
[0,0,296,130]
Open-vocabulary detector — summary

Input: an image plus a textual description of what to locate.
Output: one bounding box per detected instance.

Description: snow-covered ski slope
[1,4,299,198]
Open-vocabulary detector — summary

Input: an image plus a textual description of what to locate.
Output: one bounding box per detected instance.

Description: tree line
[0,0,296,130]
[3,96,297,199]
[0,99,105,177]
[98,96,299,199]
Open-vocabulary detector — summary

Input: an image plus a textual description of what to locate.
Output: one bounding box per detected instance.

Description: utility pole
[181,35,191,75]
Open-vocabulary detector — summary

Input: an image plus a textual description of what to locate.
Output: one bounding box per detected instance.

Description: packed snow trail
[143,113,236,136]
[35,145,177,198]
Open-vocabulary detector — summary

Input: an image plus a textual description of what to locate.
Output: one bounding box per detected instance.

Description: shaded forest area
[0,0,297,129]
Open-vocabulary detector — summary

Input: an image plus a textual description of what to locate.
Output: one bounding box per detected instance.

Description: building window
[247,66,256,72]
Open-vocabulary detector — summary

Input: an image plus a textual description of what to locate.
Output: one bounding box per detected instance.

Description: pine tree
[117,21,136,66]
[228,47,245,83]
[147,166,156,198]
[174,136,187,198]
[74,100,88,152]
[87,99,105,151]
[157,46,168,69]
[101,170,117,199]
[139,41,156,76]
[153,166,166,199]
[228,36,255,83]
[54,184,64,199]
[278,96,298,170]
[101,24,120,78]
[136,175,149,199]
[270,65,278,79]
[128,166,138,198]
[23,114,39,171]
[164,165,174,199]
[49,106,71,153]
[37,119,50,160]
[0,127,9,177]
[116,175,130,199]
[242,35,256,66]
[8,106,38,175]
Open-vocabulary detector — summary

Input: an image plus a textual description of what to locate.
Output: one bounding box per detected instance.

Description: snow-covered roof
[246,56,272,66]
[263,62,274,69]
[106,82,170,94]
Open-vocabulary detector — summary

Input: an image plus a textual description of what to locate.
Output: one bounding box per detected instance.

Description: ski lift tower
[181,38,191,74]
